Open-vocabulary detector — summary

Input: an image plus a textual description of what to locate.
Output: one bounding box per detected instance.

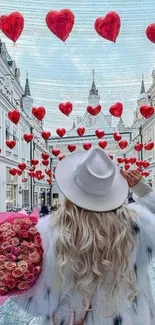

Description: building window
[53,193,58,199]
[6,127,10,140]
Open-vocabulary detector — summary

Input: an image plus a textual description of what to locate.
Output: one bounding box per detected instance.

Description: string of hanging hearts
[0,10,155,44]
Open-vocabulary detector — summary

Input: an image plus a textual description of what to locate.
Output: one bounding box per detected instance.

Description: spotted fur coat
[14,192,155,325]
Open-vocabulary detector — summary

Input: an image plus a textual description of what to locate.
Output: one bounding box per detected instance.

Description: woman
[0,148,155,325]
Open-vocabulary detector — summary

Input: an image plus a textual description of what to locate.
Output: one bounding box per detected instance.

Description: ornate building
[0,39,51,211]
[48,71,131,205]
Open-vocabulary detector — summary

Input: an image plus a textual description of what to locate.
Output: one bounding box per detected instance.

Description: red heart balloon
[146,24,155,44]
[16,169,22,176]
[67,144,76,152]
[141,171,150,177]
[109,154,113,160]
[143,161,150,168]
[113,132,122,141]
[109,102,123,117]
[23,134,33,143]
[36,170,42,176]
[59,102,73,116]
[59,155,65,161]
[95,129,105,139]
[45,169,52,177]
[41,153,49,160]
[0,148,1,153]
[29,167,35,172]
[130,157,137,164]
[124,158,131,165]
[83,143,92,151]
[41,131,51,140]
[28,172,36,178]
[77,127,85,137]
[32,107,46,121]
[136,161,143,168]
[87,105,101,116]
[9,168,17,176]
[46,9,75,42]
[31,159,39,166]
[118,140,128,149]
[140,105,154,119]
[0,12,24,43]
[117,158,124,164]
[6,140,16,149]
[98,140,107,149]
[52,149,60,156]
[144,142,154,150]
[134,143,143,151]
[42,160,49,166]
[94,11,121,43]
[124,164,130,171]
[22,178,27,183]
[56,128,66,137]
[18,163,26,171]
[47,179,52,185]
[8,110,20,125]
[37,174,45,180]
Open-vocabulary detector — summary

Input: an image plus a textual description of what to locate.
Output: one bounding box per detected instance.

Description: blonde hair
[52,200,138,315]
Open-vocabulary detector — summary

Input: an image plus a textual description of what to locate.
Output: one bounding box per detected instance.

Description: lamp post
[30,126,35,211]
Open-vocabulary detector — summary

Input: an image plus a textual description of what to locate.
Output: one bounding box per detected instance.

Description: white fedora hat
[55,148,128,212]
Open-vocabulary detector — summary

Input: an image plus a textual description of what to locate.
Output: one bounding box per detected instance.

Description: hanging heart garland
[109,102,123,117]
[46,9,75,42]
[94,11,121,43]
[59,102,73,116]
[0,12,24,43]
[8,110,20,125]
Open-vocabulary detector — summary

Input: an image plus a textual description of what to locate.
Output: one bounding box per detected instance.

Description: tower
[135,74,148,120]
[88,69,100,106]
[21,72,33,117]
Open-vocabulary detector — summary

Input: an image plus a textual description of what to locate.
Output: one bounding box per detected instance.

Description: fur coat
[1,189,155,324]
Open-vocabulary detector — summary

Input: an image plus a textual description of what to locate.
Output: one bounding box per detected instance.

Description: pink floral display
[0,215,43,296]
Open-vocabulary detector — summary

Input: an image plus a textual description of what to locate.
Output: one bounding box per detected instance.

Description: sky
[1,0,155,133]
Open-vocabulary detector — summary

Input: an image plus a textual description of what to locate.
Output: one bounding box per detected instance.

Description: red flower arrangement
[0,215,43,296]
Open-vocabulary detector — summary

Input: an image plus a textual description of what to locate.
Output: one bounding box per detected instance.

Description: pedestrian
[40,204,49,216]
[0,148,155,325]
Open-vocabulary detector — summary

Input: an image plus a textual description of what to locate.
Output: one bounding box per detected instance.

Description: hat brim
[55,151,128,212]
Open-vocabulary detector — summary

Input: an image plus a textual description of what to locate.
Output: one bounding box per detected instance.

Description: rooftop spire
[89,69,98,95]
[24,71,31,96]
[140,74,146,94]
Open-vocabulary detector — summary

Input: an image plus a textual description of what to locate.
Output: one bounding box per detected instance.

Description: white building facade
[0,39,51,212]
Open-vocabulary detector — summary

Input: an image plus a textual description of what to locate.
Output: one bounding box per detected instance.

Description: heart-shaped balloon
[41,153,49,160]
[67,144,76,152]
[109,154,113,160]
[16,169,22,176]
[118,140,128,149]
[41,131,51,140]
[46,9,75,42]
[42,160,49,166]
[141,171,150,177]
[117,158,124,164]
[23,134,33,143]
[94,11,121,43]
[136,161,143,168]
[113,132,122,141]
[59,155,65,161]
[8,110,20,125]
[144,142,154,150]
[0,12,24,43]
[87,105,101,116]
[56,128,66,137]
[98,140,107,149]
[18,163,26,171]
[95,129,105,139]
[6,140,16,149]
[83,143,92,151]
[29,167,35,172]
[32,107,46,121]
[130,157,137,164]
[124,164,130,171]
[59,102,73,116]
[31,159,39,166]
[52,149,60,156]
[9,168,17,176]
[45,169,52,177]
[77,127,85,137]
[142,161,150,168]
[36,170,42,176]
[28,172,36,178]
[140,105,154,118]
[146,24,155,44]
[22,178,27,183]
[47,179,52,185]
[124,158,131,165]
[134,143,143,151]
[109,102,123,117]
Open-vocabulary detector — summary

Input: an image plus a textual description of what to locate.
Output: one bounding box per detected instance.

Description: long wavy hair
[52,199,139,315]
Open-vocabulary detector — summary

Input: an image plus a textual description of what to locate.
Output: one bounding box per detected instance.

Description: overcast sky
[1,0,155,133]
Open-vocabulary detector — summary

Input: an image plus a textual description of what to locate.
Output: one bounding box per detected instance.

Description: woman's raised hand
[120,169,142,187]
